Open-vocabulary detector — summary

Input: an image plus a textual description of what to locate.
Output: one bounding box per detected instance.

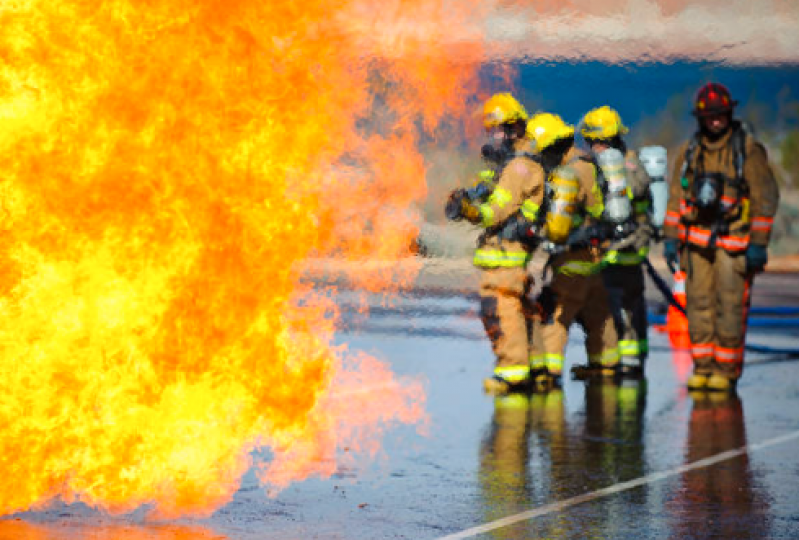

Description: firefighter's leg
[710,249,751,390]
[623,265,648,376]
[684,247,716,389]
[540,269,586,382]
[479,267,532,393]
[603,264,646,376]
[578,273,621,376]
[525,283,545,375]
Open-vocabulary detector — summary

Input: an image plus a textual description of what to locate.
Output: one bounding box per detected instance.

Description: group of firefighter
[445,82,780,395]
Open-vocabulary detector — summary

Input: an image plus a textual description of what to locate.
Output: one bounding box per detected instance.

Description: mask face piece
[693,173,725,217]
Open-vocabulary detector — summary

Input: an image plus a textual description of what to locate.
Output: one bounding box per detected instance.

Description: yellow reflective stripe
[544,353,564,371]
[479,204,495,228]
[530,354,545,370]
[494,365,531,383]
[589,182,605,218]
[473,249,531,268]
[478,169,495,181]
[589,347,620,367]
[521,199,541,221]
[556,260,601,276]
[494,394,530,410]
[619,339,640,356]
[488,187,512,209]
[602,246,650,266]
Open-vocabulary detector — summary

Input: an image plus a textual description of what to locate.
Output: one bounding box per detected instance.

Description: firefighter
[526,112,620,385]
[580,106,654,378]
[663,82,780,392]
[445,93,546,394]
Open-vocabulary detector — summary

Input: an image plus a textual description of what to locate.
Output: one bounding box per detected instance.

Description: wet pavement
[5,269,799,539]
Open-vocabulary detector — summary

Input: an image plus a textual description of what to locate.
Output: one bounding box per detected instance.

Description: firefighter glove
[745,244,768,274]
[663,238,679,272]
[460,198,482,223]
[445,189,467,221]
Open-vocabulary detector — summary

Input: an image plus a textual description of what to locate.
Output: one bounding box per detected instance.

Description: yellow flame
[0,0,487,519]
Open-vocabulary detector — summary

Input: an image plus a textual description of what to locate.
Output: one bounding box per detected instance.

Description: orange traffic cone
[666,270,691,349]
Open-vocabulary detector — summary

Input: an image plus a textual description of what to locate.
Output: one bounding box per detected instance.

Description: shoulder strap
[680,133,701,179]
[732,124,746,182]
[511,151,542,164]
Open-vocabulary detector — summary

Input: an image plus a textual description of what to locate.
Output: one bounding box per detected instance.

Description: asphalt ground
[4,259,799,539]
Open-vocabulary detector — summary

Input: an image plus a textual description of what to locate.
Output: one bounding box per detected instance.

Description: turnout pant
[478,267,535,384]
[535,249,620,376]
[602,264,648,369]
[683,246,752,379]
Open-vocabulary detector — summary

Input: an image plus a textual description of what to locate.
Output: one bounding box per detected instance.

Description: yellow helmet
[580,106,628,140]
[526,112,575,152]
[482,93,529,129]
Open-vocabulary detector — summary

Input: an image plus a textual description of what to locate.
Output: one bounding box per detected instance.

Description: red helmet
[693,82,738,117]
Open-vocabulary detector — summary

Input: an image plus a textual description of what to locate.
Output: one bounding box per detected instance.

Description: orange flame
[0,0,489,520]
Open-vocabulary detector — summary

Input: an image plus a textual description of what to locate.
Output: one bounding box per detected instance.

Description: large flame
[0,0,487,519]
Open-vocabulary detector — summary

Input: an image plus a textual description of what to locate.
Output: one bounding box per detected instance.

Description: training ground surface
[5,259,799,540]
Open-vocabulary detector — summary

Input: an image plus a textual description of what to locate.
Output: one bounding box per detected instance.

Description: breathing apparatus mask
[481,123,520,166]
[692,172,725,218]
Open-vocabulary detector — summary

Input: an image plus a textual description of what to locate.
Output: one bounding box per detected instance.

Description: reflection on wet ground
[5,290,799,540]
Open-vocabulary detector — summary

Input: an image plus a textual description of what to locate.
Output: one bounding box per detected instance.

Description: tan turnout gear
[473,138,547,389]
[534,146,619,379]
[664,120,780,383]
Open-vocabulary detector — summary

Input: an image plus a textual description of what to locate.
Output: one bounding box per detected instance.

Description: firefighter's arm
[477,156,537,228]
[745,140,780,246]
[573,159,603,220]
[663,143,688,240]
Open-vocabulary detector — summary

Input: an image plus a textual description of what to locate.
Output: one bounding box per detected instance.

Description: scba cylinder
[639,145,669,228]
[597,148,632,224]
[546,165,580,245]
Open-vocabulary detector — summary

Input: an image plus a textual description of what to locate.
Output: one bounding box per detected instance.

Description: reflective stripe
[589,183,605,218]
[479,205,495,228]
[473,249,531,268]
[494,364,531,383]
[665,211,680,227]
[752,216,774,233]
[530,354,545,370]
[545,353,564,373]
[488,187,512,209]
[691,343,714,358]
[521,199,541,221]
[589,347,620,367]
[603,246,649,266]
[478,169,495,181]
[678,224,749,252]
[556,260,601,276]
[619,339,640,356]
[716,234,749,252]
[715,345,744,364]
